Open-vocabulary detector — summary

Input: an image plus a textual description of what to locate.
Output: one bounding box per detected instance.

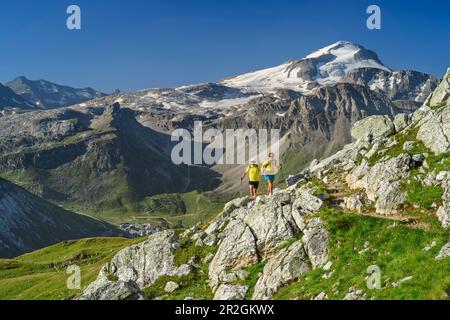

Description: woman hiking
[262,152,279,196]
[241,159,261,198]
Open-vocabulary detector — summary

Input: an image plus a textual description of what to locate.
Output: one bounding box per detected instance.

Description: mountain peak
[221,41,390,93]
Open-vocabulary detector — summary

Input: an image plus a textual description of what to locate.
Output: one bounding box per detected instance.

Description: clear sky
[1,0,449,92]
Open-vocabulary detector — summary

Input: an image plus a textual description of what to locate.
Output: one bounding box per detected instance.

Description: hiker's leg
[249,185,253,197]
[268,180,273,196]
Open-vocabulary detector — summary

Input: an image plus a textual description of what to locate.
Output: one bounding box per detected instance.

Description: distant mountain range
[0,83,36,112]
[1,76,106,111]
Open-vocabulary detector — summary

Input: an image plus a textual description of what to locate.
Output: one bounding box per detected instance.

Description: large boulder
[416,107,450,154]
[208,220,259,289]
[347,154,411,215]
[302,218,329,268]
[80,230,192,300]
[78,278,144,300]
[428,68,450,108]
[213,284,248,300]
[252,241,310,300]
[351,115,395,141]
[243,199,298,259]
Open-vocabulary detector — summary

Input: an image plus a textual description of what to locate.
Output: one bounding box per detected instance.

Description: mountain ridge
[5,76,106,109]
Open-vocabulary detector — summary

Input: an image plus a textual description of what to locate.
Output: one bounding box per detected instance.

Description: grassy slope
[0,237,145,300]
[0,209,448,300]
[275,209,450,300]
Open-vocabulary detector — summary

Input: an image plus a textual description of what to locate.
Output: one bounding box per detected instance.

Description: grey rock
[343,196,364,213]
[343,287,366,300]
[428,68,450,108]
[314,292,328,300]
[208,220,259,289]
[435,243,450,260]
[119,223,161,238]
[394,113,410,132]
[302,218,329,268]
[392,276,413,288]
[95,231,191,290]
[252,241,310,300]
[223,196,252,215]
[164,281,180,293]
[203,233,218,247]
[403,141,415,152]
[78,278,144,300]
[213,284,248,301]
[351,115,395,141]
[292,187,324,213]
[436,205,450,229]
[347,154,411,215]
[243,200,298,258]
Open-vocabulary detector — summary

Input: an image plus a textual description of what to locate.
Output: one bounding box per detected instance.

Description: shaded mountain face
[5,76,106,109]
[0,83,36,113]
[0,103,220,213]
[0,178,122,258]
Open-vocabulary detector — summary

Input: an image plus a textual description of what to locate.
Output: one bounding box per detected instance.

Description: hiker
[262,152,279,196]
[241,159,261,198]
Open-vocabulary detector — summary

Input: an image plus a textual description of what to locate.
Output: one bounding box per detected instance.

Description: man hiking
[241,159,261,198]
[262,152,279,196]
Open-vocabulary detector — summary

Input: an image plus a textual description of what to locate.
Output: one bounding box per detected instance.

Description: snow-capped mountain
[221,41,439,102]
[221,41,390,92]
[73,41,439,134]
[5,76,106,109]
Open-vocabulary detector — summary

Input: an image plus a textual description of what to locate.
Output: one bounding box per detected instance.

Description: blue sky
[1,0,449,92]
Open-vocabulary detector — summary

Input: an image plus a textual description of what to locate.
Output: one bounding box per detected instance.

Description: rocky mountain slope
[0,41,441,225]
[68,42,439,192]
[0,103,220,216]
[73,69,450,301]
[0,178,122,258]
[5,76,106,109]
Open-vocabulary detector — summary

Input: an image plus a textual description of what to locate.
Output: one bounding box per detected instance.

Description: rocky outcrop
[428,68,450,108]
[347,154,411,215]
[252,241,310,300]
[208,220,259,289]
[207,186,328,297]
[79,230,192,300]
[416,69,450,154]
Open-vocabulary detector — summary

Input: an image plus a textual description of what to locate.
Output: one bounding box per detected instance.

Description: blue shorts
[264,175,275,182]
